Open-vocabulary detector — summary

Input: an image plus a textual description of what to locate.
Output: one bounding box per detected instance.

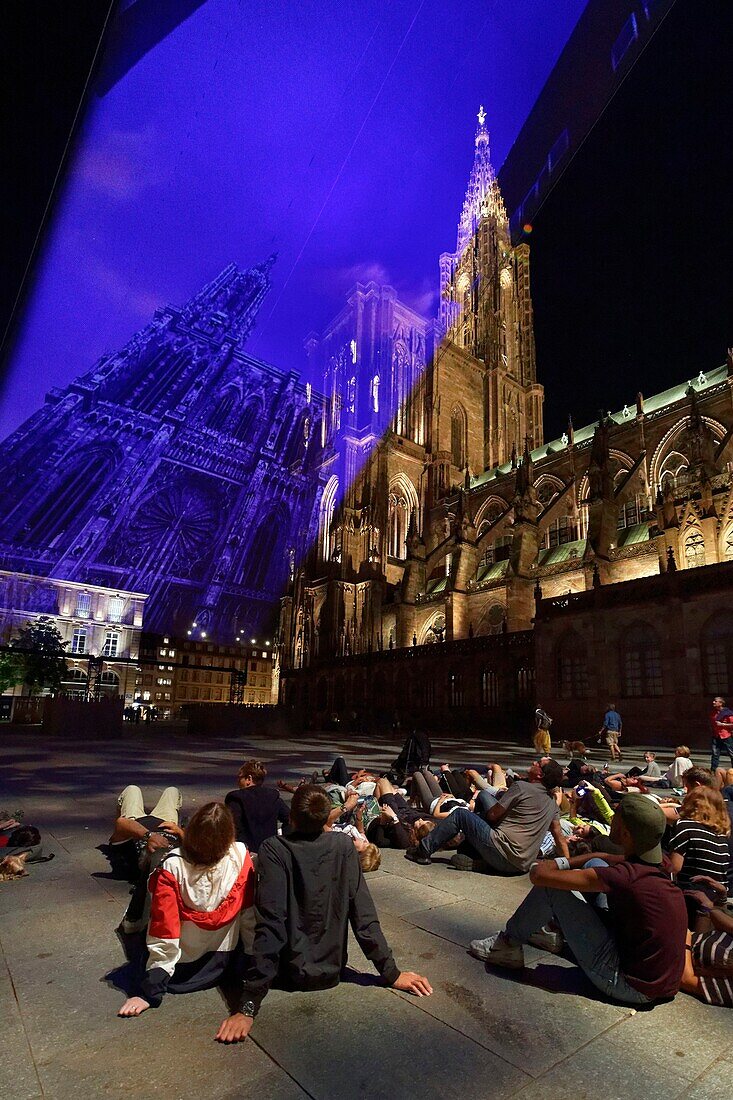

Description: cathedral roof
[454,106,507,256]
[470,361,729,489]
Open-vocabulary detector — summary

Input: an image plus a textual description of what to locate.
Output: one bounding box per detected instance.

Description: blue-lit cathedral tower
[280,108,544,669]
[0,259,327,639]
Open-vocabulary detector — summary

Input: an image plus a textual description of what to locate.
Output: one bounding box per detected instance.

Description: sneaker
[405,846,431,865]
[527,927,564,955]
[450,852,487,872]
[469,932,525,968]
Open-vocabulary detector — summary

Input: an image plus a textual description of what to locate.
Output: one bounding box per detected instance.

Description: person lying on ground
[221,785,432,1042]
[109,785,184,876]
[327,802,382,872]
[224,759,290,854]
[405,760,569,873]
[369,776,437,849]
[118,802,256,1042]
[566,782,614,831]
[410,767,475,816]
[322,755,379,791]
[469,795,688,1007]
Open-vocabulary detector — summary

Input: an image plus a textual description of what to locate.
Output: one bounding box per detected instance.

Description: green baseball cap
[614,795,666,863]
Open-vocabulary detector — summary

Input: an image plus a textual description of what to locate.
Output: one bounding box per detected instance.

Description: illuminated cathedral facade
[279,111,733,738]
[0,259,327,641]
[1,108,732,737]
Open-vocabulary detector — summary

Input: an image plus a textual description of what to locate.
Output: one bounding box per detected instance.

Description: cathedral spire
[455,105,507,255]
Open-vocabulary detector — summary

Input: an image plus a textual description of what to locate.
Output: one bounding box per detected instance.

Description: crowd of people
[100,700,733,1042]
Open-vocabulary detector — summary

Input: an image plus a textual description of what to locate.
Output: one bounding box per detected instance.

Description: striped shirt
[669,819,730,890]
[691,930,733,1008]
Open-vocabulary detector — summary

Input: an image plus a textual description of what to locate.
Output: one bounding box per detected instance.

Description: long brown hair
[680,788,731,836]
[182,802,236,866]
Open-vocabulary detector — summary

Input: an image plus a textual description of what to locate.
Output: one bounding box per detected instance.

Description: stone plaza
[0,726,729,1100]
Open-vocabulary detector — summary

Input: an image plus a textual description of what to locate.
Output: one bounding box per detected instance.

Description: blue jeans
[419,807,522,874]
[504,873,649,1005]
[711,737,733,772]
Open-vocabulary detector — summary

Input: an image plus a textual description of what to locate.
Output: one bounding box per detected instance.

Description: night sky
[0,0,587,441]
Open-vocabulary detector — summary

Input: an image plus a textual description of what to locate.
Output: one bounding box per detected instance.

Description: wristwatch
[241,1000,256,1018]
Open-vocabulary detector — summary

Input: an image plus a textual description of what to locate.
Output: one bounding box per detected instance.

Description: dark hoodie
[240,831,399,1013]
[224,785,290,853]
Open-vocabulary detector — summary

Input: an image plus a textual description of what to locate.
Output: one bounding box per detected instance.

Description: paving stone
[400,899,508,947]
[37,1021,309,1100]
[0,728,727,1100]
[0,971,44,1100]
[251,980,531,1098]
[369,918,631,1077]
[681,1058,733,1098]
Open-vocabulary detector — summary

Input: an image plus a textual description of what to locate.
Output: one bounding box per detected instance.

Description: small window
[481,669,499,707]
[108,596,124,623]
[102,631,120,657]
[75,591,92,618]
[71,628,87,655]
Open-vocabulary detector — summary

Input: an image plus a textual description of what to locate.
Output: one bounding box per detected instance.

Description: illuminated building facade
[0,259,326,644]
[0,570,147,700]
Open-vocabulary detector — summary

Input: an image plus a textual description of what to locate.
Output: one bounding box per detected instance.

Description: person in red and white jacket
[118,801,256,1041]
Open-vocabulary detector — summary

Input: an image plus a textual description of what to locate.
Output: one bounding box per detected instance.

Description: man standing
[710,696,733,773]
[405,761,568,872]
[533,706,553,755]
[599,703,623,761]
[469,797,687,1007]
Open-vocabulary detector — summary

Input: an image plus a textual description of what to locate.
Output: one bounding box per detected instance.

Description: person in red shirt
[710,696,733,773]
[469,796,687,1006]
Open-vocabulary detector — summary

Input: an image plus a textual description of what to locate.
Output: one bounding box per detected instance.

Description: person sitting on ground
[224,760,290,855]
[657,766,717,824]
[680,875,733,1008]
[405,760,569,873]
[664,746,694,788]
[221,785,432,1041]
[469,796,688,1006]
[118,802,256,1042]
[669,787,731,925]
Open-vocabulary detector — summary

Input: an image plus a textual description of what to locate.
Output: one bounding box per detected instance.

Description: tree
[9,617,69,696]
[0,650,24,694]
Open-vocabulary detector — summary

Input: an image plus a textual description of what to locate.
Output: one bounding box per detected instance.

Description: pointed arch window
[22,448,117,547]
[684,530,706,569]
[556,632,589,699]
[621,623,663,697]
[319,476,338,563]
[234,399,261,443]
[701,612,733,695]
[450,404,467,469]
[208,389,238,431]
[658,450,688,492]
[387,478,418,561]
[239,507,289,592]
